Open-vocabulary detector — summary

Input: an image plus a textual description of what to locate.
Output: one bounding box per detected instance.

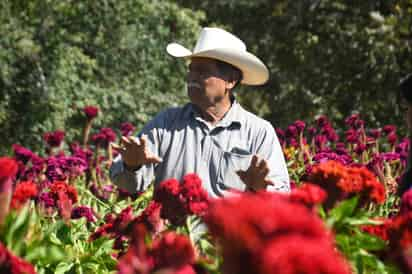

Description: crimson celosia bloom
[83,106,99,120]
[154,175,209,226]
[49,181,78,204]
[43,130,65,147]
[154,178,187,226]
[91,127,117,147]
[134,200,163,233]
[120,122,136,137]
[10,181,38,209]
[306,160,385,208]
[258,235,351,274]
[150,232,196,270]
[180,174,209,216]
[118,225,196,274]
[204,192,345,274]
[360,218,390,242]
[288,183,327,209]
[0,157,18,184]
[71,205,96,223]
[0,242,36,274]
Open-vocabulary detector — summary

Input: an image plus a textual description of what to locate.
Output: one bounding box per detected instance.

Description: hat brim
[167,43,269,86]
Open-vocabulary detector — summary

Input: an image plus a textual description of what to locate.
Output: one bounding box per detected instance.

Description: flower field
[1,107,411,274]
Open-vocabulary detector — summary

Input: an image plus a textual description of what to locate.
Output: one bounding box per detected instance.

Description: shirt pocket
[217,147,253,192]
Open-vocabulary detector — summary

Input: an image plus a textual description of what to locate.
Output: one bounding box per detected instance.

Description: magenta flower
[71,206,96,223]
[286,125,298,138]
[38,192,55,208]
[83,106,99,120]
[345,114,360,128]
[383,125,396,135]
[293,120,306,134]
[369,129,381,139]
[120,122,136,137]
[43,130,65,147]
[345,129,359,144]
[323,125,339,142]
[45,155,87,181]
[387,132,398,145]
[92,127,117,148]
[12,144,36,164]
[316,115,329,129]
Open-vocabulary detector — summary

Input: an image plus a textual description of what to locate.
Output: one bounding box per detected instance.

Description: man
[110,27,290,197]
[398,73,412,196]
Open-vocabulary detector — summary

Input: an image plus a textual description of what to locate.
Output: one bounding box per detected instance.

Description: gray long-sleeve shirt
[110,101,290,198]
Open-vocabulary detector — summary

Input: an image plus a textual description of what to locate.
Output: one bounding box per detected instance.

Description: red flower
[204,192,333,274]
[150,232,195,270]
[49,181,78,204]
[360,218,390,241]
[306,160,385,208]
[11,181,38,209]
[134,201,163,233]
[43,130,65,147]
[0,157,18,183]
[0,242,36,274]
[154,179,187,226]
[83,106,99,120]
[258,235,350,274]
[180,174,209,216]
[289,183,327,209]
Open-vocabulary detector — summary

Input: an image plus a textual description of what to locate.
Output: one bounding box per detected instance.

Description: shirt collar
[185,100,243,129]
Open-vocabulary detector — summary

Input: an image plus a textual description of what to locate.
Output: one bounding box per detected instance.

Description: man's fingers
[258,158,267,169]
[121,136,132,146]
[140,135,148,147]
[264,179,274,186]
[111,143,122,150]
[250,155,258,168]
[129,136,141,146]
[147,155,163,164]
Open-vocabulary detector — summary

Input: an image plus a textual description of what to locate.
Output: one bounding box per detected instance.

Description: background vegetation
[1,0,412,152]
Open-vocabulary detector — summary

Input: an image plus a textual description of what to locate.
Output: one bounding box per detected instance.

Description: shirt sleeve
[254,121,290,193]
[109,112,165,194]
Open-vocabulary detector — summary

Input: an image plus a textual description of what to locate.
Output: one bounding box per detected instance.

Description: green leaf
[54,262,74,274]
[326,196,359,228]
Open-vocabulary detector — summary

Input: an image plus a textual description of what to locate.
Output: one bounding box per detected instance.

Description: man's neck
[198,99,232,126]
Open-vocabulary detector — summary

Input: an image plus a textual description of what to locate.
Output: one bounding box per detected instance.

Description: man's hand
[236,155,274,191]
[112,135,162,170]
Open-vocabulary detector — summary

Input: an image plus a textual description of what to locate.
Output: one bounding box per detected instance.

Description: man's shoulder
[152,103,192,126]
[237,104,273,130]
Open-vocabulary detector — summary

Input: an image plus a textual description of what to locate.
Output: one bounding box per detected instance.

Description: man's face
[187,57,233,109]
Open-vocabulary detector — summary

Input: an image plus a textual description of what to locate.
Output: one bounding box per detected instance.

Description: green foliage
[323,197,401,273]
[0,0,204,153]
[175,0,412,130]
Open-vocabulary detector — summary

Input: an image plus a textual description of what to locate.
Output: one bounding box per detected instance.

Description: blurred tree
[175,0,412,131]
[0,0,204,153]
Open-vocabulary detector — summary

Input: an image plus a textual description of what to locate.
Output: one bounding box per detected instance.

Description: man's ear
[225,80,237,91]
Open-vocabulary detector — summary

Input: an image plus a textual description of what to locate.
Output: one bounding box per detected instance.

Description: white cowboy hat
[166,27,269,85]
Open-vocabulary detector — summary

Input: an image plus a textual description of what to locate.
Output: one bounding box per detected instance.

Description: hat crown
[193,27,247,53]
